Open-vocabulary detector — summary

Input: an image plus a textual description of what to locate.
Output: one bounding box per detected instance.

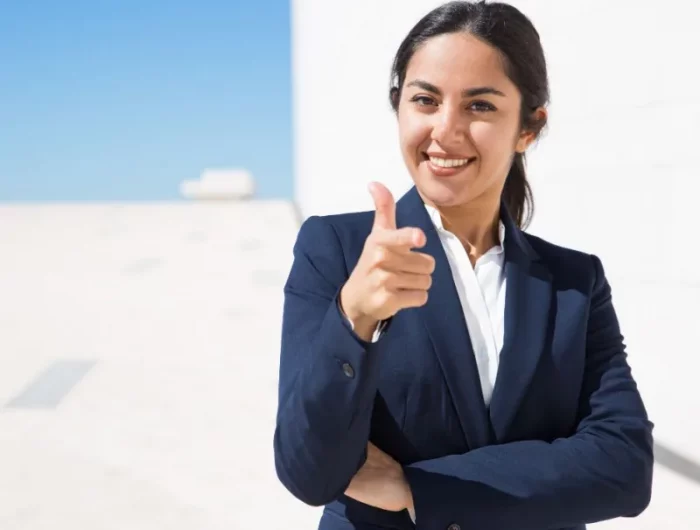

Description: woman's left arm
[401,255,654,530]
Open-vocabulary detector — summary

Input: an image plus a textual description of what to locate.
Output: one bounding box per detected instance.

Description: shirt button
[447,524,461,530]
[342,363,355,378]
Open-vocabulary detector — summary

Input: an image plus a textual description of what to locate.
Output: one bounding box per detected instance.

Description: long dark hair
[389,1,549,228]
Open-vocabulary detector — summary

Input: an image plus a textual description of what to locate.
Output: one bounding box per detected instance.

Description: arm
[273,216,381,506]
[403,255,654,530]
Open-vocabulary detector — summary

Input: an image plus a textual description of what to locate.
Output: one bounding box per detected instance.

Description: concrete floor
[0,201,697,529]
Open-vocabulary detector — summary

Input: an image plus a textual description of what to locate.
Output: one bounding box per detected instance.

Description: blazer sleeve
[403,254,654,530]
[273,216,383,507]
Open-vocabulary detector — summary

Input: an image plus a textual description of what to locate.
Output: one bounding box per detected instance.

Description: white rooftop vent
[180,169,255,200]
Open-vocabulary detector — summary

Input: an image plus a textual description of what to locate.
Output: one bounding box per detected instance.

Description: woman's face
[397,32,535,209]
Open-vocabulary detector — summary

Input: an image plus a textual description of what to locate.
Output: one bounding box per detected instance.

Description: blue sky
[0,0,293,201]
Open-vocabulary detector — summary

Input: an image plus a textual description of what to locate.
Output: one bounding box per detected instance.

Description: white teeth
[429,156,471,168]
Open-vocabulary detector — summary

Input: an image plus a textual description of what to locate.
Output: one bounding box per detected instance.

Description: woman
[273,2,654,529]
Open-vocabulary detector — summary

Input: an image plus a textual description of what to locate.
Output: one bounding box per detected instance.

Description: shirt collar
[423,203,506,255]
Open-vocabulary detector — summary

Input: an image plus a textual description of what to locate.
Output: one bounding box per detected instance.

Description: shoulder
[292,210,374,277]
[522,232,606,293]
[523,231,591,266]
[296,210,374,253]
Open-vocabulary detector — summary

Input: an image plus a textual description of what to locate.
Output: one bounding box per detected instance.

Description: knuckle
[387,228,404,247]
[364,232,381,252]
[376,289,393,309]
[386,233,400,248]
[363,232,377,249]
[399,229,413,246]
[419,291,429,305]
[371,269,391,291]
[377,268,392,286]
[409,290,427,307]
[374,246,390,264]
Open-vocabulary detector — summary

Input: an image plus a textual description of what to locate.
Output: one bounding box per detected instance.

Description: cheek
[469,121,515,161]
[399,111,430,154]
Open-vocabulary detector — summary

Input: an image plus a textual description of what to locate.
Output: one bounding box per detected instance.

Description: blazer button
[447,524,461,530]
[342,363,355,378]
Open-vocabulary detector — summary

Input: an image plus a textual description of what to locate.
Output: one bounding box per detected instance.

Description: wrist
[339,288,378,340]
[340,287,375,326]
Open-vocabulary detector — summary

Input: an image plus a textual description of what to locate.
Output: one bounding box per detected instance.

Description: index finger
[372,226,426,249]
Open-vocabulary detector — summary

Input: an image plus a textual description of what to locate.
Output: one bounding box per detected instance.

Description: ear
[390,87,400,111]
[515,106,547,153]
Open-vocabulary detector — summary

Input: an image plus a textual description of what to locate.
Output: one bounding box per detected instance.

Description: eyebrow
[405,79,506,98]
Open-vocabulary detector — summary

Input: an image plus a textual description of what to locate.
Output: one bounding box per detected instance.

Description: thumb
[368,182,396,231]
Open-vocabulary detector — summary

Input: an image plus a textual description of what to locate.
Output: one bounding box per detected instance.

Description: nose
[430,103,467,145]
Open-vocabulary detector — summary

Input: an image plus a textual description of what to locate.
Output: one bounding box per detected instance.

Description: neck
[434,196,502,261]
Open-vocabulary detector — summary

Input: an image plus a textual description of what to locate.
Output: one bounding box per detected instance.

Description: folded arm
[404,255,654,530]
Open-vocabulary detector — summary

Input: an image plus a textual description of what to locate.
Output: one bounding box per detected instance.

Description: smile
[423,154,476,177]
[428,156,471,168]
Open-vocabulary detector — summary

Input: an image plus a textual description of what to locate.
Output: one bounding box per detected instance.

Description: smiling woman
[389,4,548,230]
[274,2,653,530]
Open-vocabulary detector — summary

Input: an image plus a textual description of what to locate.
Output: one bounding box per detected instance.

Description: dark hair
[389,1,549,228]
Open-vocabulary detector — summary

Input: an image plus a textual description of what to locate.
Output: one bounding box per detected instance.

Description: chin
[414,176,471,208]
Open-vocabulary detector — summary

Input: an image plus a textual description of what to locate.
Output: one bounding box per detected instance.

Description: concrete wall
[292,0,700,521]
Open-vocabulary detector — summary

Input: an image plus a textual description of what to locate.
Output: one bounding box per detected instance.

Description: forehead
[405,32,513,92]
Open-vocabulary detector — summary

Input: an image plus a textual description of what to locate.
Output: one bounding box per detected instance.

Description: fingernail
[414,230,424,246]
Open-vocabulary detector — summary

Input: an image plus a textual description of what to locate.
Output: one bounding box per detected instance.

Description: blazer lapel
[396,187,492,450]
[489,205,553,441]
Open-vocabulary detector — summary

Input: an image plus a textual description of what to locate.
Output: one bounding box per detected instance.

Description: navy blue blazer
[274,186,653,530]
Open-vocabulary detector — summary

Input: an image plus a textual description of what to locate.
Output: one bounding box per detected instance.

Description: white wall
[292,0,700,517]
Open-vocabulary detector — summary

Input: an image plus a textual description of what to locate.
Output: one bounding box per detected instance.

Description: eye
[468,100,497,112]
[409,95,436,106]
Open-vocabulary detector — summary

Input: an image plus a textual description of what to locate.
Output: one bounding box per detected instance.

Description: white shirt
[423,204,507,407]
